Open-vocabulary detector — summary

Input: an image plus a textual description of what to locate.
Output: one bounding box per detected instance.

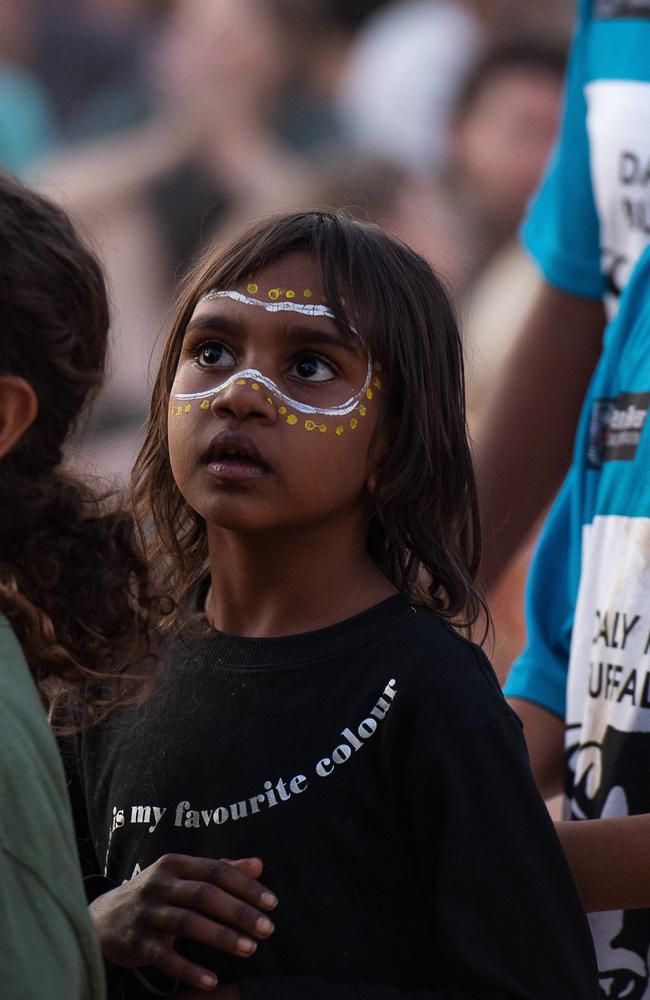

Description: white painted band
[175,358,373,416]
[202,289,337,320]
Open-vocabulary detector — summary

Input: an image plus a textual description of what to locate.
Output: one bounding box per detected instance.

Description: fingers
[139,938,219,992]
[146,903,266,956]
[93,854,278,988]
[223,857,264,879]
[163,855,278,911]
[166,879,275,937]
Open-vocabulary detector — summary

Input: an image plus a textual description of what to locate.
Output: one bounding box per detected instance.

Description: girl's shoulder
[375,600,513,753]
[379,598,497,686]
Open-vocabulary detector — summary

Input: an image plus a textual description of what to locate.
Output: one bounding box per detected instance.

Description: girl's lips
[206,457,269,481]
[203,430,272,480]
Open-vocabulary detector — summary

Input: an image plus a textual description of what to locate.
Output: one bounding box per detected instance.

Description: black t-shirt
[64,596,598,998]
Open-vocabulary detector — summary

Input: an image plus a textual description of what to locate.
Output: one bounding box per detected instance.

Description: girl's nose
[211,376,277,422]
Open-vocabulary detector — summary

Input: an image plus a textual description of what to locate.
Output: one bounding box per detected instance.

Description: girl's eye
[292,356,335,382]
[195,341,235,368]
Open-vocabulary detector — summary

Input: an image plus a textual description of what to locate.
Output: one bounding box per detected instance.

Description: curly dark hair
[133,209,487,634]
[0,172,163,725]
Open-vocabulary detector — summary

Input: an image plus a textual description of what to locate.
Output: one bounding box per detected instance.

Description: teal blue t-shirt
[521,0,650,316]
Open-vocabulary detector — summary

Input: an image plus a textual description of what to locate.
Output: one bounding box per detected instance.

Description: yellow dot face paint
[175,367,382,436]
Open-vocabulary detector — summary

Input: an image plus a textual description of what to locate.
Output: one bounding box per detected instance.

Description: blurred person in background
[446,38,567,433]
[337,0,571,175]
[0,0,57,174]
[474,3,650,996]
[31,0,168,141]
[449,41,566,282]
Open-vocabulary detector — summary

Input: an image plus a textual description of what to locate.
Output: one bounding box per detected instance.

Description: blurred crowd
[0,0,573,669]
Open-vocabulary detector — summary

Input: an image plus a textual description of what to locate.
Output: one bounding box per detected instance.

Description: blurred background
[0,0,574,673]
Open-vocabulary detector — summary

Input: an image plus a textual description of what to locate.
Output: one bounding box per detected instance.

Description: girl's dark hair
[0,172,161,724]
[133,209,486,634]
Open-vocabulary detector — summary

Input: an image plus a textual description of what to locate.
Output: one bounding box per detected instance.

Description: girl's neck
[204,522,396,638]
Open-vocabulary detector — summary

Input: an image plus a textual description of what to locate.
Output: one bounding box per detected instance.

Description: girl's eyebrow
[184,313,244,338]
[282,326,362,356]
[184,313,362,356]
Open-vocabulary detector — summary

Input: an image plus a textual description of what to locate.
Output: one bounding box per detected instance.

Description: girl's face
[168,253,385,536]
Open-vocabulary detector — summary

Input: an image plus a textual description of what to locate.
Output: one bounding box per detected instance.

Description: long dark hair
[0,172,162,724]
[133,210,486,633]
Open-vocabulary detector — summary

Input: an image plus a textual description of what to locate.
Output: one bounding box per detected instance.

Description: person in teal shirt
[475,3,650,996]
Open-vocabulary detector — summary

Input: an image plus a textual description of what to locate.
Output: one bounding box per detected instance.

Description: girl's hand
[89,855,276,991]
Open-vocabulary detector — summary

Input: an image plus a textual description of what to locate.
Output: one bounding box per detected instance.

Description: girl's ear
[0,375,38,460]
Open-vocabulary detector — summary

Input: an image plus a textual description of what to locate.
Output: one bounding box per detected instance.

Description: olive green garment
[0,612,106,999]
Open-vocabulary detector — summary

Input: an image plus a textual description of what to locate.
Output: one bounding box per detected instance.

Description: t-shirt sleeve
[521,10,603,299]
[504,469,581,718]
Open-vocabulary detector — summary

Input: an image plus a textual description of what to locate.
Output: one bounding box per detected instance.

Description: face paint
[205,289,345,323]
[170,286,382,435]
[174,362,373,415]
[171,363,382,435]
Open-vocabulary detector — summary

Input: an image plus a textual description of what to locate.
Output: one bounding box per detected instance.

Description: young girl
[66,211,598,998]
